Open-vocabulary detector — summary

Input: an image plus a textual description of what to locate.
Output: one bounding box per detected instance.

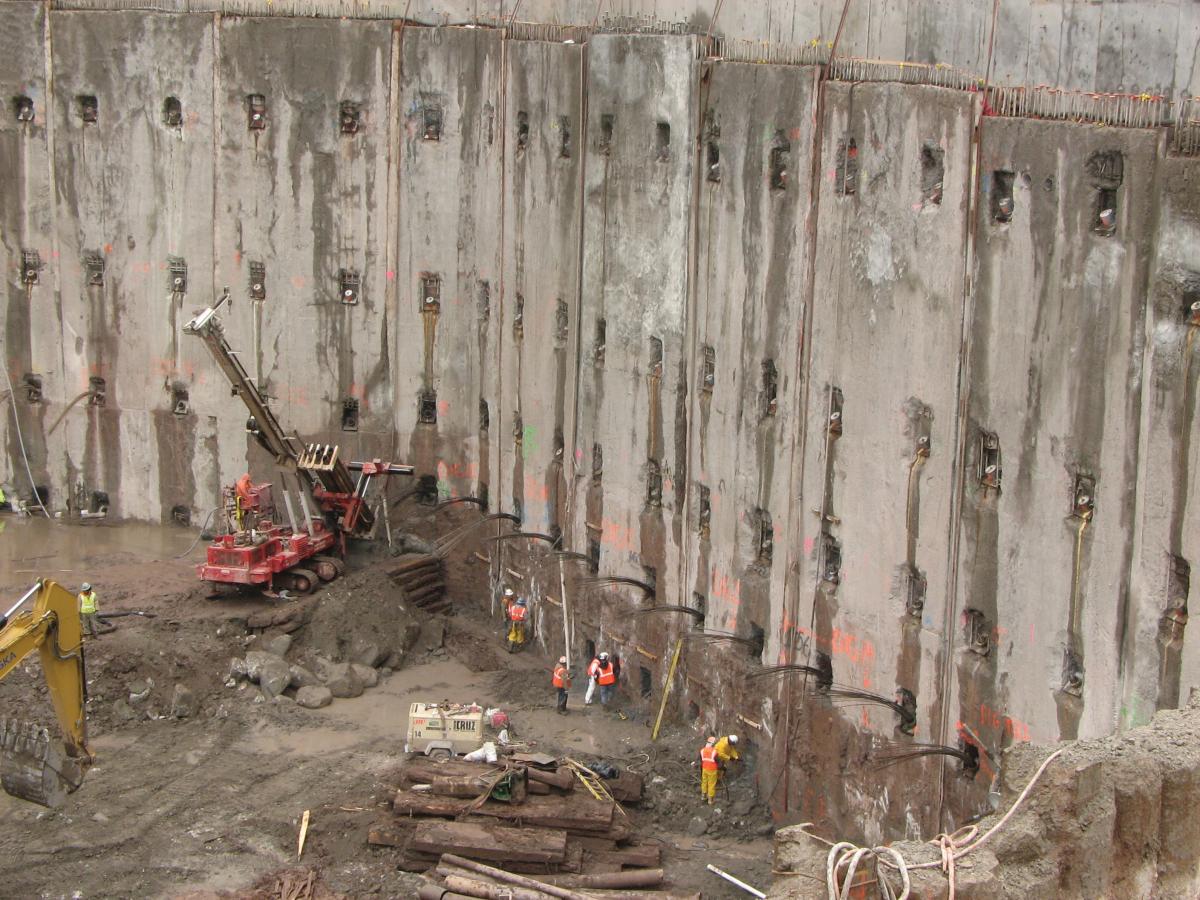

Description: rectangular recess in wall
[697,484,711,537]
[977,430,1001,489]
[655,121,671,161]
[77,94,98,124]
[516,110,529,154]
[904,565,926,617]
[421,273,441,310]
[587,537,601,574]
[339,269,360,305]
[827,386,843,436]
[247,93,266,131]
[21,250,40,285]
[1072,473,1096,518]
[594,318,606,365]
[991,170,1015,223]
[558,115,571,158]
[599,113,615,155]
[820,535,841,585]
[649,336,663,376]
[23,374,42,404]
[88,376,106,407]
[646,459,663,508]
[555,299,569,347]
[84,253,105,287]
[1167,555,1191,610]
[756,508,774,564]
[168,256,187,294]
[921,142,944,207]
[419,388,437,424]
[477,279,490,321]
[761,359,778,417]
[964,608,991,656]
[701,345,715,393]
[479,398,490,431]
[1094,187,1117,236]
[339,100,360,135]
[14,95,33,123]
[591,443,603,485]
[834,138,858,195]
[341,398,359,432]
[513,294,524,341]
[422,103,443,141]
[249,261,266,300]
[163,96,183,128]
[704,110,720,183]
[770,132,791,191]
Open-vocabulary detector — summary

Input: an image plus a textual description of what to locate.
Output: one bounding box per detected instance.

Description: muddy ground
[0,515,773,899]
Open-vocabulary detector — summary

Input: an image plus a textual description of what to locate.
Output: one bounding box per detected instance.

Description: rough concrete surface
[2,7,1200,852]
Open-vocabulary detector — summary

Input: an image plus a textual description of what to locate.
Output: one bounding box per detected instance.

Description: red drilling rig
[184,289,412,594]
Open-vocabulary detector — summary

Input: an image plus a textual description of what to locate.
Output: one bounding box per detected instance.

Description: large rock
[128,679,153,707]
[227,657,249,682]
[323,663,364,699]
[262,634,293,658]
[244,650,285,682]
[295,686,333,709]
[350,637,388,668]
[289,664,319,688]
[350,663,379,689]
[257,657,293,699]
[170,684,198,719]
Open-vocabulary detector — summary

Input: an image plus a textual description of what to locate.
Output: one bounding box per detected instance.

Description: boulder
[258,657,293,699]
[295,686,333,709]
[686,816,709,837]
[350,637,388,668]
[112,698,137,722]
[262,633,293,658]
[312,656,338,681]
[244,650,286,682]
[324,663,364,699]
[128,679,153,707]
[288,664,319,688]
[384,647,408,670]
[170,684,198,719]
[350,663,379,689]
[227,657,249,682]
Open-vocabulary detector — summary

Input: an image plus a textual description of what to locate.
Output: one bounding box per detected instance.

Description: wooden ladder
[563,757,626,817]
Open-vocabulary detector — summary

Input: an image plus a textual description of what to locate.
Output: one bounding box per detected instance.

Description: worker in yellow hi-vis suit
[699,737,719,804]
[714,733,740,764]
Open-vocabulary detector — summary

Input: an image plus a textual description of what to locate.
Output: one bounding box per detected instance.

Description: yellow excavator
[0,580,93,806]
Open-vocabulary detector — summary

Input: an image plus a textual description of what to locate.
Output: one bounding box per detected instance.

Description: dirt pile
[770,693,1200,899]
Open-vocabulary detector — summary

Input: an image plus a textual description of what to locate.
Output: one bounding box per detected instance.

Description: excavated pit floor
[0,516,772,898]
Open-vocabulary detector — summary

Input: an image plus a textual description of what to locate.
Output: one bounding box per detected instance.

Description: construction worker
[584,652,602,705]
[78,582,100,637]
[502,587,516,618]
[714,733,740,764]
[507,596,529,651]
[700,737,719,804]
[595,651,617,705]
[552,656,571,715]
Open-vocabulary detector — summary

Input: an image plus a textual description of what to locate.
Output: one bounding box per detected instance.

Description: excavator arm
[0,580,92,807]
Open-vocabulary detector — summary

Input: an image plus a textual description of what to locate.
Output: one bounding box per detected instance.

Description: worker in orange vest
[507,597,529,651]
[700,736,719,804]
[552,656,571,715]
[595,651,617,705]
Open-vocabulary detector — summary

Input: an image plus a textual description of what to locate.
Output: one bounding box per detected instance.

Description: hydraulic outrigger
[184,288,412,594]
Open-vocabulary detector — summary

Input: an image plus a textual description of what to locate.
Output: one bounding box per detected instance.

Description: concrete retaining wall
[2,8,1199,842]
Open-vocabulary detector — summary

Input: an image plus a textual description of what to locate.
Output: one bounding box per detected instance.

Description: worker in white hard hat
[712,734,740,801]
[552,656,571,715]
[78,582,100,637]
[595,651,618,705]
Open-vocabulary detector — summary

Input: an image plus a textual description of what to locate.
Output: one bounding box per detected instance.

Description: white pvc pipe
[706,864,766,898]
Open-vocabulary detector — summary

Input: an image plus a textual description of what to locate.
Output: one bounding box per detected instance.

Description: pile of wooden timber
[369,757,684,893]
[386,553,448,613]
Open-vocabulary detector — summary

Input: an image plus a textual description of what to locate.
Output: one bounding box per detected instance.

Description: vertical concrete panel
[213,17,394,503]
[0,3,58,507]
[50,10,215,520]
[498,39,584,541]
[394,26,503,501]
[688,62,818,741]
[953,120,1156,780]
[573,33,698,680]
[1094,0,1180,94]
[793,82,972,841]
[1120,155,1200,728]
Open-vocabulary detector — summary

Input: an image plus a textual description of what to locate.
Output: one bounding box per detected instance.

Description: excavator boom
[0,580,92,807]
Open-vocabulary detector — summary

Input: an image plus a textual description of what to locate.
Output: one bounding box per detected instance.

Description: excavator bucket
[0,718,84,807]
